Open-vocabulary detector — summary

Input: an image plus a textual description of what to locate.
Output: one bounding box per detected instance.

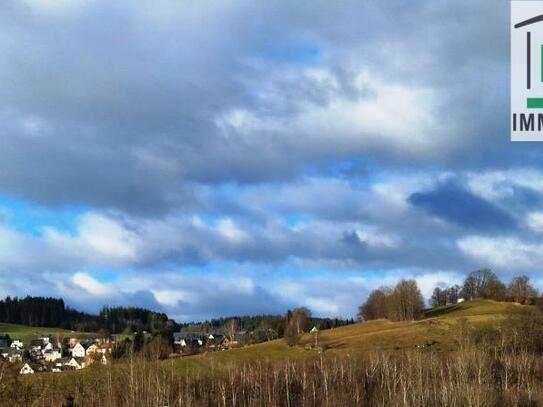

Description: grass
[165,299,520,373]
[423,299,517,319]
[0,322,85,344]
[12,300,521,378]
[10,299,529,406]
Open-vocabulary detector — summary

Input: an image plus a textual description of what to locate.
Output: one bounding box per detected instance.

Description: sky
[0,0,541,322]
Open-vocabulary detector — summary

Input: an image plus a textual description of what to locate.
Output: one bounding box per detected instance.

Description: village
[0,335,111,375]
[0,328,271,376]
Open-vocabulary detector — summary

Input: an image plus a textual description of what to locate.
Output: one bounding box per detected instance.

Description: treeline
[430,269,538,307]
[0,296,352,338]
[99,306,174,334]
[0,297,95,330]
[358,280,425,321]
[180,312,354,338]
[0,296,176,334]
[359,269,541,323]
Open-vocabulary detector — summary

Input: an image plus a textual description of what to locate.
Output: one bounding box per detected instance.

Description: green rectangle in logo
[527,98,543,108]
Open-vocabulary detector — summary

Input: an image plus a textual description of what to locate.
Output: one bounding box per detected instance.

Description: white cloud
[216,69,451,159]
[466,169,543,201]
[152,289,191,307]
[77,213,139,262]
[305,297,340,315]
[42,212,140,265]
[72,272,116,297]
[215,218,248,243]
[526,212,543,233]
[457,235,543,269]
[353,228,400,249]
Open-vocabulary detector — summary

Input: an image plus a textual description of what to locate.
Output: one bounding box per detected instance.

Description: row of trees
[431,269,538,307]
[0,296,176,334]
[99,306,173,334]
[0,297,95,330]
[181,313,353,338]
[358,280,425,321]
[358,269,538,323]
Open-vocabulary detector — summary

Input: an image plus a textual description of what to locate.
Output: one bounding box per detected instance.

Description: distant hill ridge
[0,296,173,334]
[0,296,354,335]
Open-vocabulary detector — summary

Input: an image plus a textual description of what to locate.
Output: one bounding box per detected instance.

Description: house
[10,340,23,349]
[43,342,54,352]
[6,348,23,362]
[38,337,50,345]
[54,357,81,371]
[174,332,205,342]
[20,363,35,375]
[70,342,86,358]
[43,348,62,362]
[174,332,205,351]
[206,334,226,350]
[30,339,43,352]
[64,357,84,370]
[55,358,69,369]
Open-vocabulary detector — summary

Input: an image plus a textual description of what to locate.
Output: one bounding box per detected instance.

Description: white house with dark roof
[43,348,62,362]
[10,340,23,349]
[65,357,84,370]
[70,342,86,358]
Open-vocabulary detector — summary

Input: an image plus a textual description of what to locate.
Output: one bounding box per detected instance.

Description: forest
[0,296,174,334]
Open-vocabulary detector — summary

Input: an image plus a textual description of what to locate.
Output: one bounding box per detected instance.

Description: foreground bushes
[1,347,543,407]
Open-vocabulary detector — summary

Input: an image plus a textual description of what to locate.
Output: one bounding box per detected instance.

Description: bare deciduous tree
[284,307,311,346]
[359,280,424,322]
[462,269,506,301]
[223,318,239,342]
[508,275,537,304]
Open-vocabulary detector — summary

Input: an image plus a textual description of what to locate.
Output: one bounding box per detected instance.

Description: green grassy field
[423,299,516,319]
[0,322,82,344]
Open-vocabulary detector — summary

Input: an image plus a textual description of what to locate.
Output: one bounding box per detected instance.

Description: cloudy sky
[0,0,539,321]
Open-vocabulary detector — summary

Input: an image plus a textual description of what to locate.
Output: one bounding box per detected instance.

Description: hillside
[167,299,519,373]
[0,322,83,344]
[12,299,534,406]
[10,299,518,376]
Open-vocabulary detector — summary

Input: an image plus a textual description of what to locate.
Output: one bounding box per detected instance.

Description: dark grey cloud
[409,181,517,231]
[0,0,530,215]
